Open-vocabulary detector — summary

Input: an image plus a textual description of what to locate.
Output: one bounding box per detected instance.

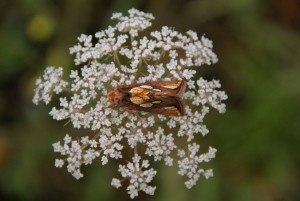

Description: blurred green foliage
[0,0,299,201]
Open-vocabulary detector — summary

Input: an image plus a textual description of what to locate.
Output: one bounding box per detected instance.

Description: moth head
[107,87,125,106]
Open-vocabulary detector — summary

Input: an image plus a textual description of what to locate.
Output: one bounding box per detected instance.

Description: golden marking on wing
[162,85,178,89]
[163,106,181,116]
[130,96,150,105]
[153,95,168,101]
[162,81,182,89]
[140,85,153,89]
[129,87,150,95]
[140,103,153,108]
[152,88,161,92]
[152,101,161,104]
[163,106,177,110]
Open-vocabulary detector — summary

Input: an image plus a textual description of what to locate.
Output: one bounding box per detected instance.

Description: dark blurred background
[1,0,300,200]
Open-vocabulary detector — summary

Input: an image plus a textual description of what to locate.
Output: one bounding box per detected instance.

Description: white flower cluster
[145,127,176,166]
[33,67,68,105]
[112,154,157,199]
[112,8,154,37]
[178,144,217,189]
[33,8,227,198]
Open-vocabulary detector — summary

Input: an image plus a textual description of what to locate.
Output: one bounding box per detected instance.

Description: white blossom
[112,8,154,37]
[178,144,217,189]
[55,159,64,168]
[111,178,121,188]
[114,154,157,199]
[145,128,176,164]
[33,67,67,105]
[33,8,227,198]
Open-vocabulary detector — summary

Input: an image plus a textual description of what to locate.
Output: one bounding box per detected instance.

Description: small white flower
[63,134,71,144]
[203,169,214,179]
[55,159,64,168]
[111,178,121,188]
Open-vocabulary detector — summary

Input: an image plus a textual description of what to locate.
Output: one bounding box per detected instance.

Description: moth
[106,80,186,116]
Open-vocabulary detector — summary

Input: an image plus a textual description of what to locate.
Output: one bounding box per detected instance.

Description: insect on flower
[106,80,186,116]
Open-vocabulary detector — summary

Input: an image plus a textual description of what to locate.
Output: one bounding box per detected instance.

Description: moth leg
[97,103,115,112]
[133,111,144,129]
[123,108,144,128]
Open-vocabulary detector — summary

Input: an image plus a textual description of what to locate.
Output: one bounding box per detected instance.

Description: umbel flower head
[33,8,227,199]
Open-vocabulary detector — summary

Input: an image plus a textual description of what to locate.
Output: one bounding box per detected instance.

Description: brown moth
[106,80,186,116]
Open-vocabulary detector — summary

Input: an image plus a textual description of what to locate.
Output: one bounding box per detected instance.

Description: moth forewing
[117,80,186,97]
[123,96,185,116]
